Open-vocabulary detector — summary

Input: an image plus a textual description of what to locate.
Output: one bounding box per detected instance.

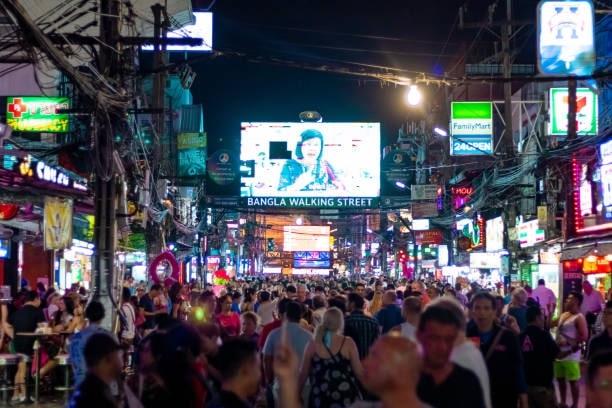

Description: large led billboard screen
[142,12,213,52]
[293,251,331,268]
[240,122,380,208]
[283,225,330,252]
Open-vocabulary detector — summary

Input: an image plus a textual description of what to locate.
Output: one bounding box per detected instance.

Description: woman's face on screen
[300,138,322,164]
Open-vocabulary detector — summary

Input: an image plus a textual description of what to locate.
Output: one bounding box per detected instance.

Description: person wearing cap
[68,333,126,408]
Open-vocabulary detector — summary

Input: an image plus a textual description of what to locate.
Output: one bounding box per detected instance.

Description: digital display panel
[283,226,330,252]
[240,122,380,208]
[293,251,331,268]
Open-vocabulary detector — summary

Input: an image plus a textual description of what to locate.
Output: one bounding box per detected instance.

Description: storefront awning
[560,242,612,261]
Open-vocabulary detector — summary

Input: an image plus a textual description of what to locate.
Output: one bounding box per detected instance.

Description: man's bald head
[361,335,421,395]
[382,290,397,306]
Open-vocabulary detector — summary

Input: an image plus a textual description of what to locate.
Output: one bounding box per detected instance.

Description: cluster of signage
[572,140,612,234]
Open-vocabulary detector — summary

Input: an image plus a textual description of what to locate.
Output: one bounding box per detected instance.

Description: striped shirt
[344,310,380,359]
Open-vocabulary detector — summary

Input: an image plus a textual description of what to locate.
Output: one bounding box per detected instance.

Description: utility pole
[145,5,168,263]
[93,0,121,330]
[567,78,578,141]
[501,0,514,158]
[459,0,530,159]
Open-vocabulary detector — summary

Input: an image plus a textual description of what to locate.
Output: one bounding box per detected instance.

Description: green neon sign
[6,96,70,133]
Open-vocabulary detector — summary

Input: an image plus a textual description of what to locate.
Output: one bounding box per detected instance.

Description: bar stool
[53,354,73,401]
[0,354,20,405]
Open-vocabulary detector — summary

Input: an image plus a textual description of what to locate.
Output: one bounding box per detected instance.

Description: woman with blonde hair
[368,291,383,316]
[508,287,529,332]
[298,307,363,407]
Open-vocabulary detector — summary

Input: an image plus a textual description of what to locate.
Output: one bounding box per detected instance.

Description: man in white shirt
[582,281,604,315]
[396,296,421,343]
[531,279,557,319]
[582,280,605,333]
[256,291,276,326]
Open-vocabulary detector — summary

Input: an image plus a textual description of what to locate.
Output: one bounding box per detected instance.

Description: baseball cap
[84,333,121,367]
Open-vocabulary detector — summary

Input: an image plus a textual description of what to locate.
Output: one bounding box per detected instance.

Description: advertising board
[538,1,595,76]
[6,96,70,133]
[517,219,546,248]
[293,251,331,268]
[549,88,598,136]
[450,102,493,156]
[283,226,330,252]
[486,217,505,252]
[142,12,213,52]
[240,122,380,208]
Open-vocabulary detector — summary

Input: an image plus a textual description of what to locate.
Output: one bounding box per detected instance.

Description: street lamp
[405,85,422,106]
[434,127,448,137]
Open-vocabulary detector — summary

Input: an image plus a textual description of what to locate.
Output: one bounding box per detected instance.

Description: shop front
[560,139,612,299]
[57,239,94,291]
[0,150,92,294]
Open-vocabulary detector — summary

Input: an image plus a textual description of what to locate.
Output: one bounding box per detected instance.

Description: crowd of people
[3,276,612,407]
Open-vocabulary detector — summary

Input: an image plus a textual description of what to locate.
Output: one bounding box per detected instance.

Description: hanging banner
[177,132,207,177]
[44,197,73,250]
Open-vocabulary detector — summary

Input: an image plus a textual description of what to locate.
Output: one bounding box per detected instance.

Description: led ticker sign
[6,97,70,133]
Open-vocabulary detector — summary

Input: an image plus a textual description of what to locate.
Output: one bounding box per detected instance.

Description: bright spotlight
[434,127,448,137]
[395,181,407,189]
[405,85,422,106]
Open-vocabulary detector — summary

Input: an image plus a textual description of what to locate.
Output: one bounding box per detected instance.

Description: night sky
[187,0,540,151]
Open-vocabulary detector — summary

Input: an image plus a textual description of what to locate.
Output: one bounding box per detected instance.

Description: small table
[15,331,71,403]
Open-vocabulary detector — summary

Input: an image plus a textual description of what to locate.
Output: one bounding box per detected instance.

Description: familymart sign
[450,102,493,156]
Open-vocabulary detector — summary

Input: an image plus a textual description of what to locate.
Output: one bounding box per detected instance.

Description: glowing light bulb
[405,85,422,106]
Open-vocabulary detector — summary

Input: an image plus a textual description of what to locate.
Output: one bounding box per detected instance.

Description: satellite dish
[299,111,323,123]
[0,225,14,239]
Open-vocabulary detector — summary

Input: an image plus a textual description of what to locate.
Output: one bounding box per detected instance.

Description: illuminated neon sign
[6,96,70,133]
[12,154,88,193]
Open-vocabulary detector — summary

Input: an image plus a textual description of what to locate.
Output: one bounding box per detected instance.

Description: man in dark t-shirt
[519,306,559,407]
[417,299,485,408]
[138,284,162,332]
[10,290,46,355]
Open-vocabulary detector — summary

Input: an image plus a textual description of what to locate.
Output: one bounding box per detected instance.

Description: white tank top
[558,313,582,361]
